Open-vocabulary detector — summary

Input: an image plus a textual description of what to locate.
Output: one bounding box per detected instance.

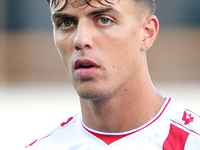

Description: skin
[50,0,164,132]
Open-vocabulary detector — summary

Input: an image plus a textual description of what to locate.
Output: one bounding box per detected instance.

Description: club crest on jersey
[182,111,194,125]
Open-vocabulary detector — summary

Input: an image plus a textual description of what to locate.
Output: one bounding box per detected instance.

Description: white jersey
[25,97,200,149]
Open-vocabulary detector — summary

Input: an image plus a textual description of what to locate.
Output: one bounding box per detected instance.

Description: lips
[74,59,100,78]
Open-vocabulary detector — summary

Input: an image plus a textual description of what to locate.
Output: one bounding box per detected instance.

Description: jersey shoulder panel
[163,99,200,149]
[24,113,80,149]
[170,103,200,139]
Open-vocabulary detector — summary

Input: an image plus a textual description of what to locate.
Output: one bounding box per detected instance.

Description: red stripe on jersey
[163,124,189,150]
[83,98,171,145]
[60,117,73,127]
[25,139,38,148]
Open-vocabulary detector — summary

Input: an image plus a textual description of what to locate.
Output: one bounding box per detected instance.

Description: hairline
[47,0,155,15]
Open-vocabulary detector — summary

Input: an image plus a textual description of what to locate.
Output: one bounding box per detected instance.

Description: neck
[80,60,165,133]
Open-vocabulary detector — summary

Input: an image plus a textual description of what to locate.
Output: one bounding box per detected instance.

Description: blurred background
[0,0,200,149]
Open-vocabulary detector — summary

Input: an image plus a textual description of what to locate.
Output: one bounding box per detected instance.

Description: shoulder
[169,99,200,136]
[162,98,200,149]
[165,99,200,147]
[170,107,200,138]
[24,113,80,149]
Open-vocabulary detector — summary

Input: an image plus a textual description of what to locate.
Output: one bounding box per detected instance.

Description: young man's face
[51,0,147,100]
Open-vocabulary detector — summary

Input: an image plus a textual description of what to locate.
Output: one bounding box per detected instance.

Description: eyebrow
[51,13,77,23]
[51,7,119,22]
[87,7,119,16]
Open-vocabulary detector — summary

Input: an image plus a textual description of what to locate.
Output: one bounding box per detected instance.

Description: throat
[81,97,138,133]
[80,92,165,133]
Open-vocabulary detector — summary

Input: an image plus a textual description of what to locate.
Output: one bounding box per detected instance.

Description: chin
[77,90,110,101]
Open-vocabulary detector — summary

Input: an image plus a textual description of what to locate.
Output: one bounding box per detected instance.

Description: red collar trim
[82,125,133,145]
[82,98,171,145]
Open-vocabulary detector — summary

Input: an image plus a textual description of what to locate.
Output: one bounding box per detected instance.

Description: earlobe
[141,15,159,51]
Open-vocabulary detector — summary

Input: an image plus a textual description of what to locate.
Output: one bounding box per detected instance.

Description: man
[25,0,200,149]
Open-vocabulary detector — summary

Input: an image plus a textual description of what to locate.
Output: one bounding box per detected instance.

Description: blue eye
[97,17,113,26]
[100,18,110,24]
[59,20,74,29]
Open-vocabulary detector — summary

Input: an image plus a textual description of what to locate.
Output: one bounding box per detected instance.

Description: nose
[73,22,93,51]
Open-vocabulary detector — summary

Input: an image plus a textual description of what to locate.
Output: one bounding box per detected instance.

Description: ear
[141,15,159,51]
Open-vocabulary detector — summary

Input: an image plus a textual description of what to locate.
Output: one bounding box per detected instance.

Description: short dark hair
[46,0,156,15]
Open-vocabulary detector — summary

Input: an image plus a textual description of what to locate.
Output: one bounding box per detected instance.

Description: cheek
[54,33,75,77]
[100,32,140,67]
[54,33,73,60]
[98,29,142,85]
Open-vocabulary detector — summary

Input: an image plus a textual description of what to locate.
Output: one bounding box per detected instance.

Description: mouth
[75,63,96,69]
[74,59,100,78]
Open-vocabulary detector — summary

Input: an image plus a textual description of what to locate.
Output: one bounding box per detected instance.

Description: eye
[59,19,75,29]
[96,17,114,26]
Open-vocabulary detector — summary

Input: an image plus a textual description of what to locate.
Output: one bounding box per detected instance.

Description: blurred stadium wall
[0,0,200,83]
